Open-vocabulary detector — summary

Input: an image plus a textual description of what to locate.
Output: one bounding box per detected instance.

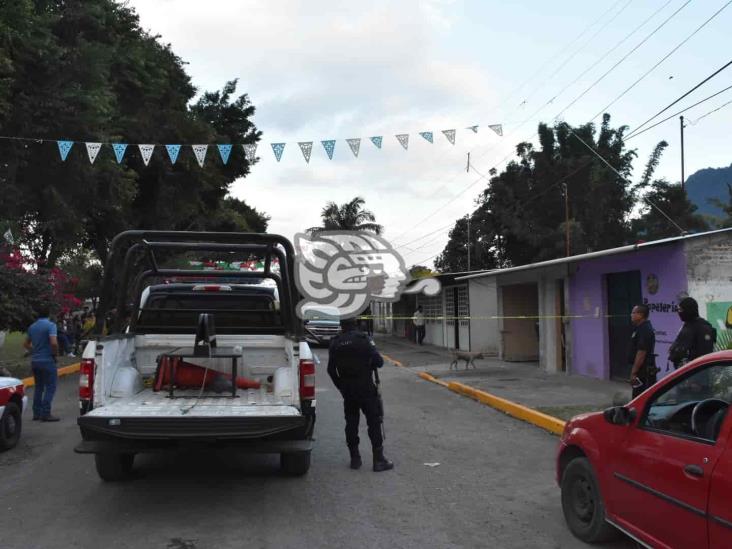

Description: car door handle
[684,464,704,478]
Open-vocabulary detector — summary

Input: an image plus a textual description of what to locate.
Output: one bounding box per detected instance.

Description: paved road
[0,350,634,549]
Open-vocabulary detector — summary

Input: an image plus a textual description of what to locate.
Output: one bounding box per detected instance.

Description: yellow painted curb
[418,371,450,387]
[447,381,566,436]
[22,362,81,388]
[382,353,404,368]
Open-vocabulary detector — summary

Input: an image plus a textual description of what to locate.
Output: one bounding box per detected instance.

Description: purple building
[457,229,732,381]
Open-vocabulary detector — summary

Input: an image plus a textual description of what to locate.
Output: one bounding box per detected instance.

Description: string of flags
[0,123,503,166]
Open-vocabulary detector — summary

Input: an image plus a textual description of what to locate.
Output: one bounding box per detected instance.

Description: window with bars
[457,285,469,327]
[420,294,442,325]
[445,288,455,326]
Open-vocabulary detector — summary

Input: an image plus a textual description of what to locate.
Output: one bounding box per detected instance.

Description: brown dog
[449,350,484,370]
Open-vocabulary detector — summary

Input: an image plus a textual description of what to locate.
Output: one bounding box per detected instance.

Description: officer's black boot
[372,447,394,472]
[348,446,362,470]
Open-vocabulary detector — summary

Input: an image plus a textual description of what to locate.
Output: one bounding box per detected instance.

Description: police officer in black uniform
[327,317,394,472]
[669,297,717,368]
[629,304,657,398]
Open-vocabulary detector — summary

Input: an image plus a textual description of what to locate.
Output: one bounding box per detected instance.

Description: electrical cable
[554,0,694,121]
[626,82,732,139]
[689,97,732,124]
[626,58,732,137]
[591,0,732,121]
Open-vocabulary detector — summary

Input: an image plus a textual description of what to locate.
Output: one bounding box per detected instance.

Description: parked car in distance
[557,350,732,548]
[0,375,27,451]
[302,305,341,347]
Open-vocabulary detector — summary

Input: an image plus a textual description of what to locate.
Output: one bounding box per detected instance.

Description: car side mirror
[603,406,637,426]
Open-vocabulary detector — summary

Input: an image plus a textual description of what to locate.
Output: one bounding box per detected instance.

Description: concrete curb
[22,362,80,388]
[382,353,566,436]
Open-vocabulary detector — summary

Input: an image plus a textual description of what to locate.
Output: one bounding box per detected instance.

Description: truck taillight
[299,359,315,400]
[79,358,95,401]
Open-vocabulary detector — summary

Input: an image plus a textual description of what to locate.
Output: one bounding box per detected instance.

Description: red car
[557,350,732,548]
[0,375,27,451]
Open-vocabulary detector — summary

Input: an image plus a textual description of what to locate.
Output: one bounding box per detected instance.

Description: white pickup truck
[75,231,316,481]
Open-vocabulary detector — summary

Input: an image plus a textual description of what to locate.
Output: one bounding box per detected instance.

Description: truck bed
[85,388,301,418]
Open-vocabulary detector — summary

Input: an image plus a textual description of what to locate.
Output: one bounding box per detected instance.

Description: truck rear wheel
[281,451,311,476]
[95,453,135,481]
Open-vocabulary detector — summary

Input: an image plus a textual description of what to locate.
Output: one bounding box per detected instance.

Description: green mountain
[685,163,732,222]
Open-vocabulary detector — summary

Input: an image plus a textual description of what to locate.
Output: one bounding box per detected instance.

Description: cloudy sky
[128,0,731,267]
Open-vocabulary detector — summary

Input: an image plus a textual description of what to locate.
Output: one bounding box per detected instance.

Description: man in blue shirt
[23,306,61,422]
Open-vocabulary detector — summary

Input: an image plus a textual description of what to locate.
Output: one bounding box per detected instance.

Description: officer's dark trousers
[344,397,383,449]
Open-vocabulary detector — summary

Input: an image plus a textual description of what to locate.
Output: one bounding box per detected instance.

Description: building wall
[468,278,499,355]
[569,244,688,380]
[685,235,732,341]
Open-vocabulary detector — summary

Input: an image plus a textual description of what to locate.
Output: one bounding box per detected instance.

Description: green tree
[437,115,637,271]
[0,1,265,268]
[631,141,709,240]
[710,184,732,228]
[307,196,383,234]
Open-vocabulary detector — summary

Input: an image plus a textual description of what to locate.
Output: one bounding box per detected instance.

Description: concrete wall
[569,244,688,380]
[468,277,499,355]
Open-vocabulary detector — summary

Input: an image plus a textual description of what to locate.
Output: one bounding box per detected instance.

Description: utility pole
[562,182,570,257]
[466,214,471,271]
[680,115,686,191]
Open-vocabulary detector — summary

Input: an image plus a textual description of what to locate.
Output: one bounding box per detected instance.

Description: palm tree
[307,196,383,235]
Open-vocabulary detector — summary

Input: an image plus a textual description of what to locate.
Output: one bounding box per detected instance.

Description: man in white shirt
[413,305,426,345]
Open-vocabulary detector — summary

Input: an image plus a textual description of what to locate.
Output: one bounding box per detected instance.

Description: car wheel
[561,457,618,543]
[94,453,135,482]
[0,402,22,451]
[281,451,311,476]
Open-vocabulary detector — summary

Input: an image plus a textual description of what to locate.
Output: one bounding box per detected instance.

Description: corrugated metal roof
[454,227,732,282]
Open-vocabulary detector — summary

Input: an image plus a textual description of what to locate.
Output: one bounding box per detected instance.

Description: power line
[626,82,732,139]
[592,0,732,121]
[626,58,732,137]
[690,97,732,124]
[554,0,693,121]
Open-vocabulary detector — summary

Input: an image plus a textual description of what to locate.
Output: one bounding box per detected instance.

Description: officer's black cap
[340,317,358,330]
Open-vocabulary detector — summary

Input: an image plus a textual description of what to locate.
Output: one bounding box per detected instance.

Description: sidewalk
[375,335,631,421]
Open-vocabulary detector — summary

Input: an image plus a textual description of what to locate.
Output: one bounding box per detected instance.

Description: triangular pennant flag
[85,142,102,164]
[298,142,313,163]
[346,138,361,157]
[243,143,257,162]
[217,144,233,165]
[395,134,409,150]
[467,125,479,133]
[138,144,155,166]
[57,141,73,161]
[369,136,383,149]
[419,132,433,144]
[271,143,286,162]
[489,124,503,137]
[192,144,208,167]
[166,144,181,164]
[112,143,128,163]
[442,129,456,145]
[321,140,336,160]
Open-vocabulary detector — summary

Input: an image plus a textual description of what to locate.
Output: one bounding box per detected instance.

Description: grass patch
[535,404,612,422]
[0,331,78,379]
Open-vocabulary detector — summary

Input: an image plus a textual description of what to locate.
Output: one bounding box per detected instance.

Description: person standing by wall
[669,297,717,368]
[23,306,61,422]
[628,304,657,399]
[412,305,426,345]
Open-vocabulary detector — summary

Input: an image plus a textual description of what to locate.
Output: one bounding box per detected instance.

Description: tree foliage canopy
[0,0,268,270]
[308,196,383,235]
[436,116,708,272]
